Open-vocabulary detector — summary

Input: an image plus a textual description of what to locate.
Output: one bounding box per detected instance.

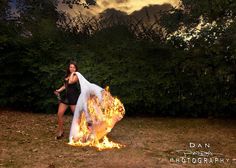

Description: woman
[54,61,80,139]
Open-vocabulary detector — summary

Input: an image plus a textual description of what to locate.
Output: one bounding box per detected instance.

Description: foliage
[0,0,235,117]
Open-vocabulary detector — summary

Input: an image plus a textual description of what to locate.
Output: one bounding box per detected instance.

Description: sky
[58,0,181,18]
[8,0,181,19]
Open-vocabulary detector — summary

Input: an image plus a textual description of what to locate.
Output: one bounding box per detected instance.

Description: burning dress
[68,72,125,150]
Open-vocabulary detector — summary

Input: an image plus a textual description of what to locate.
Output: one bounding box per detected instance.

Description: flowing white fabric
[69,72,104,142]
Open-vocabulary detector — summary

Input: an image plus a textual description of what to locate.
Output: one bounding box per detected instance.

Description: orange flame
[68,86,125,150]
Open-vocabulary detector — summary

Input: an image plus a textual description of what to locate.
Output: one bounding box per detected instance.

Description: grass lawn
[0,109,235,168]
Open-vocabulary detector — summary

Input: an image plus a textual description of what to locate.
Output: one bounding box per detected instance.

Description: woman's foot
[55,131,64,140]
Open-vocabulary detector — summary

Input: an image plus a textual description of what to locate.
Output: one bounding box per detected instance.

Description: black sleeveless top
[60,78,80,105]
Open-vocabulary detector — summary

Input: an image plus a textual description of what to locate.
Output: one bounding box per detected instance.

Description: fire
[68,86,125,150]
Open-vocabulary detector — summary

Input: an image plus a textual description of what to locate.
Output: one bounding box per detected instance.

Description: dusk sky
[58,0,181,17]
[8,0,181,19]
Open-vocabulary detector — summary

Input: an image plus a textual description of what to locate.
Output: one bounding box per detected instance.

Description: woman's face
[69,64,76,73]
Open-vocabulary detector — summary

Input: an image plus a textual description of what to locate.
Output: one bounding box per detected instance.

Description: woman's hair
[65,61,78,78]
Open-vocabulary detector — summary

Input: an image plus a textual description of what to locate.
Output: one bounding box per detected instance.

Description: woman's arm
[68,72,79,84]
[56,84,65,93]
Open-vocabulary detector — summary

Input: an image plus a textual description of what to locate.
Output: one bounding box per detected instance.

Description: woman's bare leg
[69,105,76,113]
[57,102,68,135]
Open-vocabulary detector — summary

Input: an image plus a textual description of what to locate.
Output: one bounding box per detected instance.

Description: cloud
[115,0,129,3]
[58,0,181,17]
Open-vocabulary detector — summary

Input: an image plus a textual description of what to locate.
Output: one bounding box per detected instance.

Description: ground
[0,109,235,168]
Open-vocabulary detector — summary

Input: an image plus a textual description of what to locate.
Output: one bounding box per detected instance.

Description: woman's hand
[68,72,78,84]
[70,72,76,76]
